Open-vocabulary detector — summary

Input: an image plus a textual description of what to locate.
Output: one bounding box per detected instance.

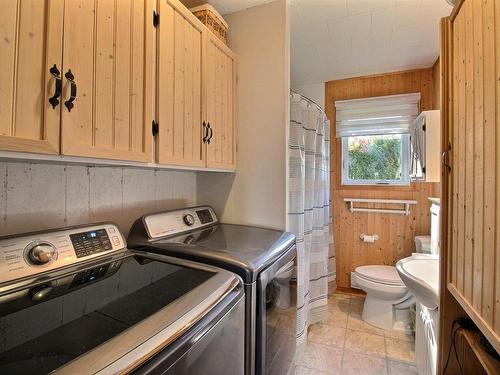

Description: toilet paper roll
[362,235,376,243]
[360,234,379,243]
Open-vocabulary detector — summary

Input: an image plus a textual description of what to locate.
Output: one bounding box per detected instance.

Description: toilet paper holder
[360,233,379,243]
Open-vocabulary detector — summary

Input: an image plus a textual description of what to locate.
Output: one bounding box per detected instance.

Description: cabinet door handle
[64,69,77,112]
[202,121,208,143]
[207,123,213,144]
[48,64,62,109]
[442,143,452,175]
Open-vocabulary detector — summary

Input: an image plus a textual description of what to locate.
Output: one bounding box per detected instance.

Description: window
[342,134,410,185]
[335,93,420,186]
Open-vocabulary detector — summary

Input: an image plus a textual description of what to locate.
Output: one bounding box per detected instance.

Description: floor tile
[384,329,414,342]
[275,314,297,336]
[328,295,350,313]
[341,350,388,375]
[268,330,296,362]
[349,299,364,315]
[308,323,346,348]
[350,295,364,303]
[324,308,348,328]
[344,329,386,358]
[294,365,331,375]
[296,341,343,373]
[387,359,418,375]
[267,356,294,375]
[385,337,415,363]
[346,313,384,336]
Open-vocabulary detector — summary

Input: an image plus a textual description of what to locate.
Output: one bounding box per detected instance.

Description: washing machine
[128,206,297,375]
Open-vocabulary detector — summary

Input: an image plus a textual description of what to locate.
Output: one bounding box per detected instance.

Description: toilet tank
[415,235,432,254]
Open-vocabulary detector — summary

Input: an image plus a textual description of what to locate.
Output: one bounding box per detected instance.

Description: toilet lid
[355,265,404,286]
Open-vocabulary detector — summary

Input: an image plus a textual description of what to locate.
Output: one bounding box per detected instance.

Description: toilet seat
[355,265,405,286]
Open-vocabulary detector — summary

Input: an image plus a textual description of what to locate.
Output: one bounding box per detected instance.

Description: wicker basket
[190,4,228,45]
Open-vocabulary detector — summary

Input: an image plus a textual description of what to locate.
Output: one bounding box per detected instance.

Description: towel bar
[343,198,418,215]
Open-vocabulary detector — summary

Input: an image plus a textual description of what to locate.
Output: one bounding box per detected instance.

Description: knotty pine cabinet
[205,32,236,169]
[156,0,236,170]
[0,0,236,170]
[60,0,153,162]
[0,0,153,162]
[156,0,205,167]
[443,0,500,354]
[0,0,62,154]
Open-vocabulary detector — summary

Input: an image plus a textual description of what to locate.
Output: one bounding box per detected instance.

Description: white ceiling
[184,0,452,85]
[291,0,452,85]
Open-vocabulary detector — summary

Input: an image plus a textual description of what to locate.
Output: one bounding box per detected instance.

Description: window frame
[341,134,411,186]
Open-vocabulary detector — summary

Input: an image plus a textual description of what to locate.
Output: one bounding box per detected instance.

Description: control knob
[25,242,57,266]
[183,214,195,226]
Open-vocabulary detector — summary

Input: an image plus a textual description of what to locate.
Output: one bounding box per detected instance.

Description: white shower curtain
[288,92,332,350]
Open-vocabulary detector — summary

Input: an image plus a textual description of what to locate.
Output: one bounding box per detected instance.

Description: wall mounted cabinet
[410,110,441,182]
[0,0,236,170]
[156,0,205,167]
[156,0,236,170]
[0,0,63,155]
[0,0,153,162]
[205,32,236,169]
[60,0,153,162]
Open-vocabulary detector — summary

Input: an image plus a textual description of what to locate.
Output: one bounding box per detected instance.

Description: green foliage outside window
[347,135,402,181]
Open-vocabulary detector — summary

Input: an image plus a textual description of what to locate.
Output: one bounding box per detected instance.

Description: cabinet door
[446,0,500,354]
[61,0,153,162]
[205,33,236,170]
[156,0,205,167]
[0,0,63,154]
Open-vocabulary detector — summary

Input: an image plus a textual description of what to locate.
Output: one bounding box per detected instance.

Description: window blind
[335,93,421,137]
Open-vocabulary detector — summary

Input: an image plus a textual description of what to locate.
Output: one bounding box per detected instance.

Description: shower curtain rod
[290,89,326,115]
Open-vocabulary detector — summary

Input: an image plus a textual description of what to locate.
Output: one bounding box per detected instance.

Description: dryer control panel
[142,206,218,239]
[0,224,126,284]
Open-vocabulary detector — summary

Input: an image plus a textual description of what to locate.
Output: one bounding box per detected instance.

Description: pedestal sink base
[415,302,438,375]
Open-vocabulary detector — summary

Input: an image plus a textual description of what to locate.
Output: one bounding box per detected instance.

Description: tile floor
[294,291,417,375]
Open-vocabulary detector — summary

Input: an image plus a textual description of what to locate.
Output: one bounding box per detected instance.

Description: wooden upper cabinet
[156,0,205,167]
[60,0,153,162]
[445,0,500,354]
[205,33,236,170]
[0,0,63,154]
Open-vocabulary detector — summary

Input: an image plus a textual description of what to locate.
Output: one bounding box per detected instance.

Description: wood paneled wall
[446,0,500,354]
[325,68,441,288]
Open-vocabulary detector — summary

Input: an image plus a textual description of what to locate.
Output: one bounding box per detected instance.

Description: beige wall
[197,0,290,230]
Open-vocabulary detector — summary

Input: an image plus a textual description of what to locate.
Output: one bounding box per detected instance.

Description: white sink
[396,254,439,309]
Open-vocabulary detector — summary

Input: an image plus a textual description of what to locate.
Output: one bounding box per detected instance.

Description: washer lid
[355,265,404,286]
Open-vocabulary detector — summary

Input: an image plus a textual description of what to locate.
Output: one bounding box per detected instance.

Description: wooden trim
[449,283,500,354]
[0,135,58,155]
[0,150,235,173]
[450,0,466,22]
[457,328,500,374]
[335,286,366,296]
[437,15,467,375]
[325,66,437,85]
[62,145,153,163]
[335,183,422,192]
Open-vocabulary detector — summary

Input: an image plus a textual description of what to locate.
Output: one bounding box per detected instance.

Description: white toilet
[351,236,432,331]
[273,261,295,309]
